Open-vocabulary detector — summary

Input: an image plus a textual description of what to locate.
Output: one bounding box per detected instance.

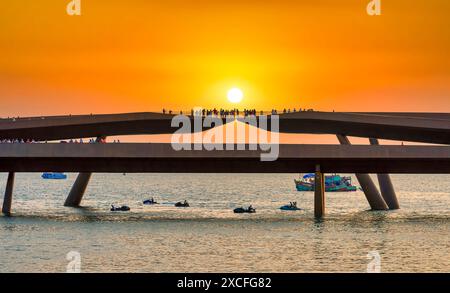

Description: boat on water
[295,174,357,192]
[42,172,67,180]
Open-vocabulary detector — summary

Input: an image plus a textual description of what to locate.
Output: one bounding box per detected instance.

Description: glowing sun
[227,88,244,104]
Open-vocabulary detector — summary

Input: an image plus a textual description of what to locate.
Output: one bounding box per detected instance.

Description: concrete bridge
[1,111,450,144]
[1,111,449,218]
[1,143,449,174]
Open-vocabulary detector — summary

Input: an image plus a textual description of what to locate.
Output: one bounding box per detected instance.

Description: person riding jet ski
[143,197,158,205]
[233,205,256,214]
[111,205,131,212]
[280,202,301,211]
[175,200,190,207]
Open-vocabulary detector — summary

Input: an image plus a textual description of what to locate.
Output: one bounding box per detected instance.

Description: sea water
[0,173,448,272]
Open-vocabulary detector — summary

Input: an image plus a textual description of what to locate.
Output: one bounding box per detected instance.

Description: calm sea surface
[0,173,449,272]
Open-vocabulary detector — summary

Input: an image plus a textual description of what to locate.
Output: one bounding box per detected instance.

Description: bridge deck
[0,144,449,173]
[1,112,450,144]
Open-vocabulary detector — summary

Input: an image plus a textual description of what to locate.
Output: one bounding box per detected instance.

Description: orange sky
[0,0,449,117]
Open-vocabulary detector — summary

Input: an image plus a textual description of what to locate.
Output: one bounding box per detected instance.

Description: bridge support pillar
[369,138,400,210]
[64,136,104,207]
[336,135,388,210]
[2,172,15,216]
[64,173,92,207]
[314,165,325,218]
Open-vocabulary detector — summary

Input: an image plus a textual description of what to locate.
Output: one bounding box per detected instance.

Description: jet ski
[175,200,190,207]
[111,205,131,212]
[143,198,159,205]
[280,202,301,211]
[233,206,256,214]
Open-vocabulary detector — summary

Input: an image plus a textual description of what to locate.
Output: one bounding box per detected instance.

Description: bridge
[0,143,449,174]
[1,111,450,144]
[1,111,449,218]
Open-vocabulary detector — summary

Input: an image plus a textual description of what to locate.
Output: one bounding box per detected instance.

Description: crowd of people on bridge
[62,138,118,143]
[162,108,316,117]
[194,108,262,117]
[0,138,121,144]
[276,108,315,114]
[0,139,39,144]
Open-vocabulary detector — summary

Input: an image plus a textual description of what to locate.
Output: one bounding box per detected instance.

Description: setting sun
[227,88,244,104]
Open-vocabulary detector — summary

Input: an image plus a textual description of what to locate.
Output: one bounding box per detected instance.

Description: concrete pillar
[64,172,92,207]
[314,165,325,218]
[369,138,400,210]
[2,172,15,216]
[64,136,104,207]
[336,135,388,210]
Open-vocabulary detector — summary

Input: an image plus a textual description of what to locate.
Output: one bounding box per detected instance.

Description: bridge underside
[0,144,449,174]
[1,157,450,174]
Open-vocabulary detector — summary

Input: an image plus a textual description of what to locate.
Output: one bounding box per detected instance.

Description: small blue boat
[280,202,301,211]
[42,172,67,180]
